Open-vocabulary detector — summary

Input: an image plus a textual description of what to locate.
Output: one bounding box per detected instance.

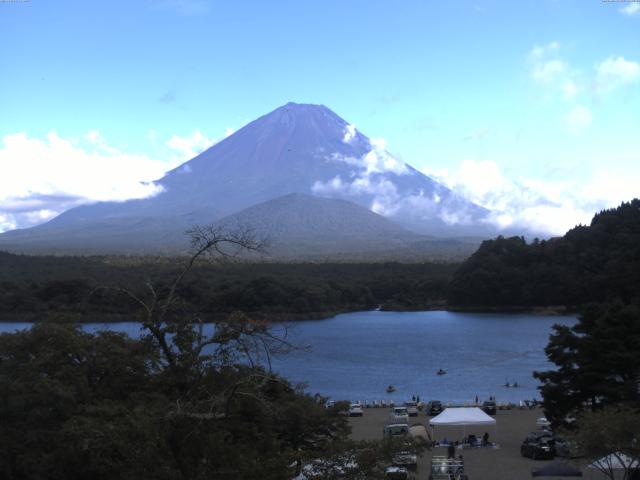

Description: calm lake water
[0,310,576,404]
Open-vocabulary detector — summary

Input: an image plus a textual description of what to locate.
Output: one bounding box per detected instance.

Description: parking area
[348,406,587,480]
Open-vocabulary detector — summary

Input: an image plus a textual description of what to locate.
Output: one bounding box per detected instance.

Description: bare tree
[107,224,297,418]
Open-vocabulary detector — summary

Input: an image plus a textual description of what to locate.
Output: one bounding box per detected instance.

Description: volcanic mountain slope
[212,193,417,257]
[0,102,492,255]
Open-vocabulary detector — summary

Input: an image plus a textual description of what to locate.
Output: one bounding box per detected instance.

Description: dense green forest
[0,253,455,321]
[448,199,640,308]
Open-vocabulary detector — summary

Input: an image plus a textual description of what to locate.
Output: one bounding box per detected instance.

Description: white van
[383,423,409,438]
[404,401,419,416]
[390,406,409,423]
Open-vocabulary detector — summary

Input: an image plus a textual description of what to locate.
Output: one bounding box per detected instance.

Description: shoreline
[445,305,576,316]
[0,304,577,323]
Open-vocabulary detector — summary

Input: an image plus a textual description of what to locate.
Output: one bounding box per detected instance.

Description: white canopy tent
[587,453,639,479]
[430,407,496,427]
[429,407,497,444]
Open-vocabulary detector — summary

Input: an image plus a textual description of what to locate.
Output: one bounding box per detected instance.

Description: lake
[0,310,576,404]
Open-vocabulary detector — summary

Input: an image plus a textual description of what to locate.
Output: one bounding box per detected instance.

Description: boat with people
[437,369,447,376]
[386,385,396,393]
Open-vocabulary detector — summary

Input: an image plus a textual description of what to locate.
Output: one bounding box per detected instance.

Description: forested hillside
[448,199,640,308]
[0,253,455,321]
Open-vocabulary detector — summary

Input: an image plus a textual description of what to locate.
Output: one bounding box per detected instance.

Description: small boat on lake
[386,385,396,393]
[437,369,447,376]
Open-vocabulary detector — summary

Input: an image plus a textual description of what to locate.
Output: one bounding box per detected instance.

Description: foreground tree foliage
[0,323,352,479]
[534,302,640,427]
[0,226,426,479]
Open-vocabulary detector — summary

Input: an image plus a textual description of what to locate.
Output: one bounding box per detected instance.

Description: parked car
[427,400,443,416]
[326,400,350,416]
[536,416,551,427]
[392,451,418,470]
[294,457,358,479]
[349,403,364,417]
[385,466,409,479]
[390,406,409,423]
[383,423,409,438]
[482,400,497,415]
[521,434,556,460]
[527,430,554,441]
[404,401,419,416]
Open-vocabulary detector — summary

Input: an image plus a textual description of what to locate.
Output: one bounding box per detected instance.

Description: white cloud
[312,174,398,199]
[439,210,473,226]
[532,59,567,84]
[166,129,215,160]
[562,80,578,99]
[364,138,409,175]
[565,105,592,133]
[596,56,640,92]
[342,124,357,144]
[316,138,492,227]
[530,46,640,97]
[0,214,16,233]
[0,131,169,201]
[451,159,507,197]
[528,41,584,104]
[312,137,414,216]
[0,131,186,232]
[23,209,58,225]
[528,43,640,132]
[620,3,640,15]
[329,137,409,176]
[312,175,346,195]
[529,41,560,61]
[423,159,639,236]
[0,126,234,232]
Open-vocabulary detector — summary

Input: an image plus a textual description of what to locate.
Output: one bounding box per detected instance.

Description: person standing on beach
[475,395,478,404]
[447,444,455,458]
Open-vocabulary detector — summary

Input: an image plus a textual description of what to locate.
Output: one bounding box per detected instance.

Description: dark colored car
[482,400,497,415]
[427,400,443,416]
[392,451,418,470]
[521,434,556,460]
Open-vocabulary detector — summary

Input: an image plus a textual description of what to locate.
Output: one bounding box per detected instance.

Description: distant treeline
[0,253,456,321]
[448,199,640,308]
[4,199,639,321]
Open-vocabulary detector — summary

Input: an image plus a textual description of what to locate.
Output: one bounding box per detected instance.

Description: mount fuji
[0,103,493,257]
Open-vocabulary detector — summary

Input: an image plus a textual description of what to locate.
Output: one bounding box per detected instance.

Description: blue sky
[1,0,639,234]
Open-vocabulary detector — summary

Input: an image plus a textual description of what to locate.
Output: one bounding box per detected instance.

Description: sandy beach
[348,406,588,480]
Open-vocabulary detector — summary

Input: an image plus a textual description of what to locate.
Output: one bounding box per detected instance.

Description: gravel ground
[348,406,588,480]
